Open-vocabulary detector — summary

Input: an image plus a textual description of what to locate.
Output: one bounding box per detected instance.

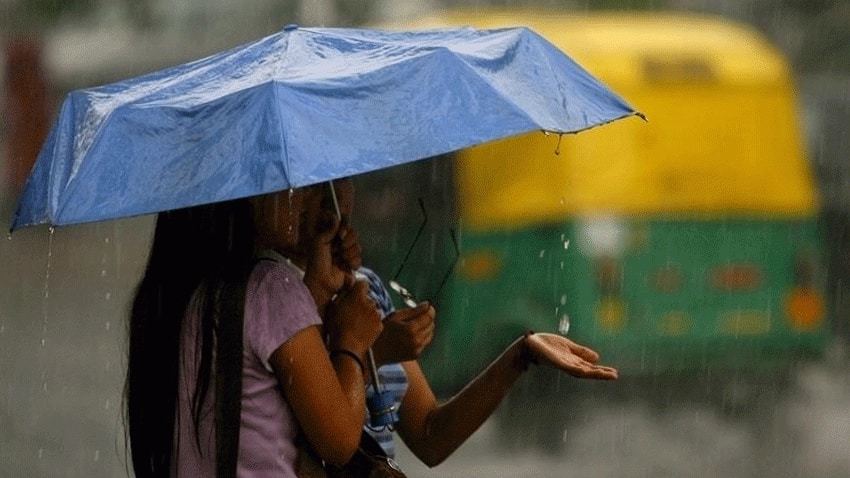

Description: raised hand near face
[333,220,363,272]
[302,212,347,309]
[522,333,619,380]
[324,277,383,358]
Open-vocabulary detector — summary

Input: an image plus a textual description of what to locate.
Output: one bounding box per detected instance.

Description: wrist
[329,348,366,375]
[517,330,537,372]
[303,275,336,312]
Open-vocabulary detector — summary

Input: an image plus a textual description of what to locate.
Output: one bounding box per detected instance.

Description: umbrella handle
[331,180,399,428]
[367,349,382,392]
[330,180,383,392]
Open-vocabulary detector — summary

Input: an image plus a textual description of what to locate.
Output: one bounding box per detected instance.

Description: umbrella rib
[271,83,292,189]
[525,29,643,133]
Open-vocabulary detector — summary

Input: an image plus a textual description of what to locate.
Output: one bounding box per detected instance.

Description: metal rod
[329,180,382,393]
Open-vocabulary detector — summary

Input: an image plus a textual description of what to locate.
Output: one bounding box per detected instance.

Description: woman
[329,178,618,467]
[125,185,383,478]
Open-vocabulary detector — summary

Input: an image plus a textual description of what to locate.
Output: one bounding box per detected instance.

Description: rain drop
[564,240,570,249]
[554,133,564,155]
[6,233,11,241]
[105,321,111,331]
[100,269,107,277]
[104,399,111,410]
[559,314,571,335]
[105,292,111,301]
[539,250,546,258]
[94,449,100,462]
[38,448,43,460]
[560,294,567,305]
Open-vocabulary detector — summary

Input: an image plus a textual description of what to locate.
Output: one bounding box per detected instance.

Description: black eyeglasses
[388,198,459,308]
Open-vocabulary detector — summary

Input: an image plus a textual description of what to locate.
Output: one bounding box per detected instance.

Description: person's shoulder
[249,259,304,291]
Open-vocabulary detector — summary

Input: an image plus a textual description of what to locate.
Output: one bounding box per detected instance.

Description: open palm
[525,333,618,380]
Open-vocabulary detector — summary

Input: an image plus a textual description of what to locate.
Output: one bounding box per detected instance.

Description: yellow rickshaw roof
[381,11,820,229]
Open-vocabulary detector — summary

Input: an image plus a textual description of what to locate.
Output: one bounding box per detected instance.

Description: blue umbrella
[11,25,639,231]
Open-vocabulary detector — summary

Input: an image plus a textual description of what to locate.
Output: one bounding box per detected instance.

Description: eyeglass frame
[388,198,459,308]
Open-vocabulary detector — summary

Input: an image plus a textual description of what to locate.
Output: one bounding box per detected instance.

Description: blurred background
[1,1,848,477]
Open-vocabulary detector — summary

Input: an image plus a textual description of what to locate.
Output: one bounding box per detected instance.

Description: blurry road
[395,356,850,478]
[1,218,848,478]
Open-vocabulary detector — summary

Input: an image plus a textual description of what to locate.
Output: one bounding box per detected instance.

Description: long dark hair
[125,199,255,478]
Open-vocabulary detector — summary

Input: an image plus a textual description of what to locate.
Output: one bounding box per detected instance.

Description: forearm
[329,350,369,431]
[406,336,529,466]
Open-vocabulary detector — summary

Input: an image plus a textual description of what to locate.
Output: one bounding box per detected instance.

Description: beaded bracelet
[329,349,366,375]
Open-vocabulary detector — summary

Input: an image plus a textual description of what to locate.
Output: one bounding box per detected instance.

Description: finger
[339,272,356,291]
[571,363,618,380]
[316,213,340,244]
[400,302,431,321]
[565,340,600,363]
[587,365,619,380]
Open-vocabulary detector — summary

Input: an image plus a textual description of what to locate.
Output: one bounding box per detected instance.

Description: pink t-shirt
[173,260,321,477]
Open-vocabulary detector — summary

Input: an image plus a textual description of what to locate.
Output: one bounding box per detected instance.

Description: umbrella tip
[284,24,299,32]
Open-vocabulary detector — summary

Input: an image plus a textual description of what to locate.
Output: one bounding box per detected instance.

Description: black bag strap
[215,276,247,478]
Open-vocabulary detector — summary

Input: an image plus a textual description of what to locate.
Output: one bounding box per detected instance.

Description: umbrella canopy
[11,24,638,231]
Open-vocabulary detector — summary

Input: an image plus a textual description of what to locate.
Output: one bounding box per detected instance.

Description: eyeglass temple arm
[392,197,428,282]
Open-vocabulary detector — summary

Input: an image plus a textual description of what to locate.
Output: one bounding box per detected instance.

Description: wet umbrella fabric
[11,25,638,231]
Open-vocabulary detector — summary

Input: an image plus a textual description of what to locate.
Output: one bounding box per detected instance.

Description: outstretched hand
[524,333,618,380]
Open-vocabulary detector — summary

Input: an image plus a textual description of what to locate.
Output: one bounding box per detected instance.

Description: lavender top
[173,259,321,477]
